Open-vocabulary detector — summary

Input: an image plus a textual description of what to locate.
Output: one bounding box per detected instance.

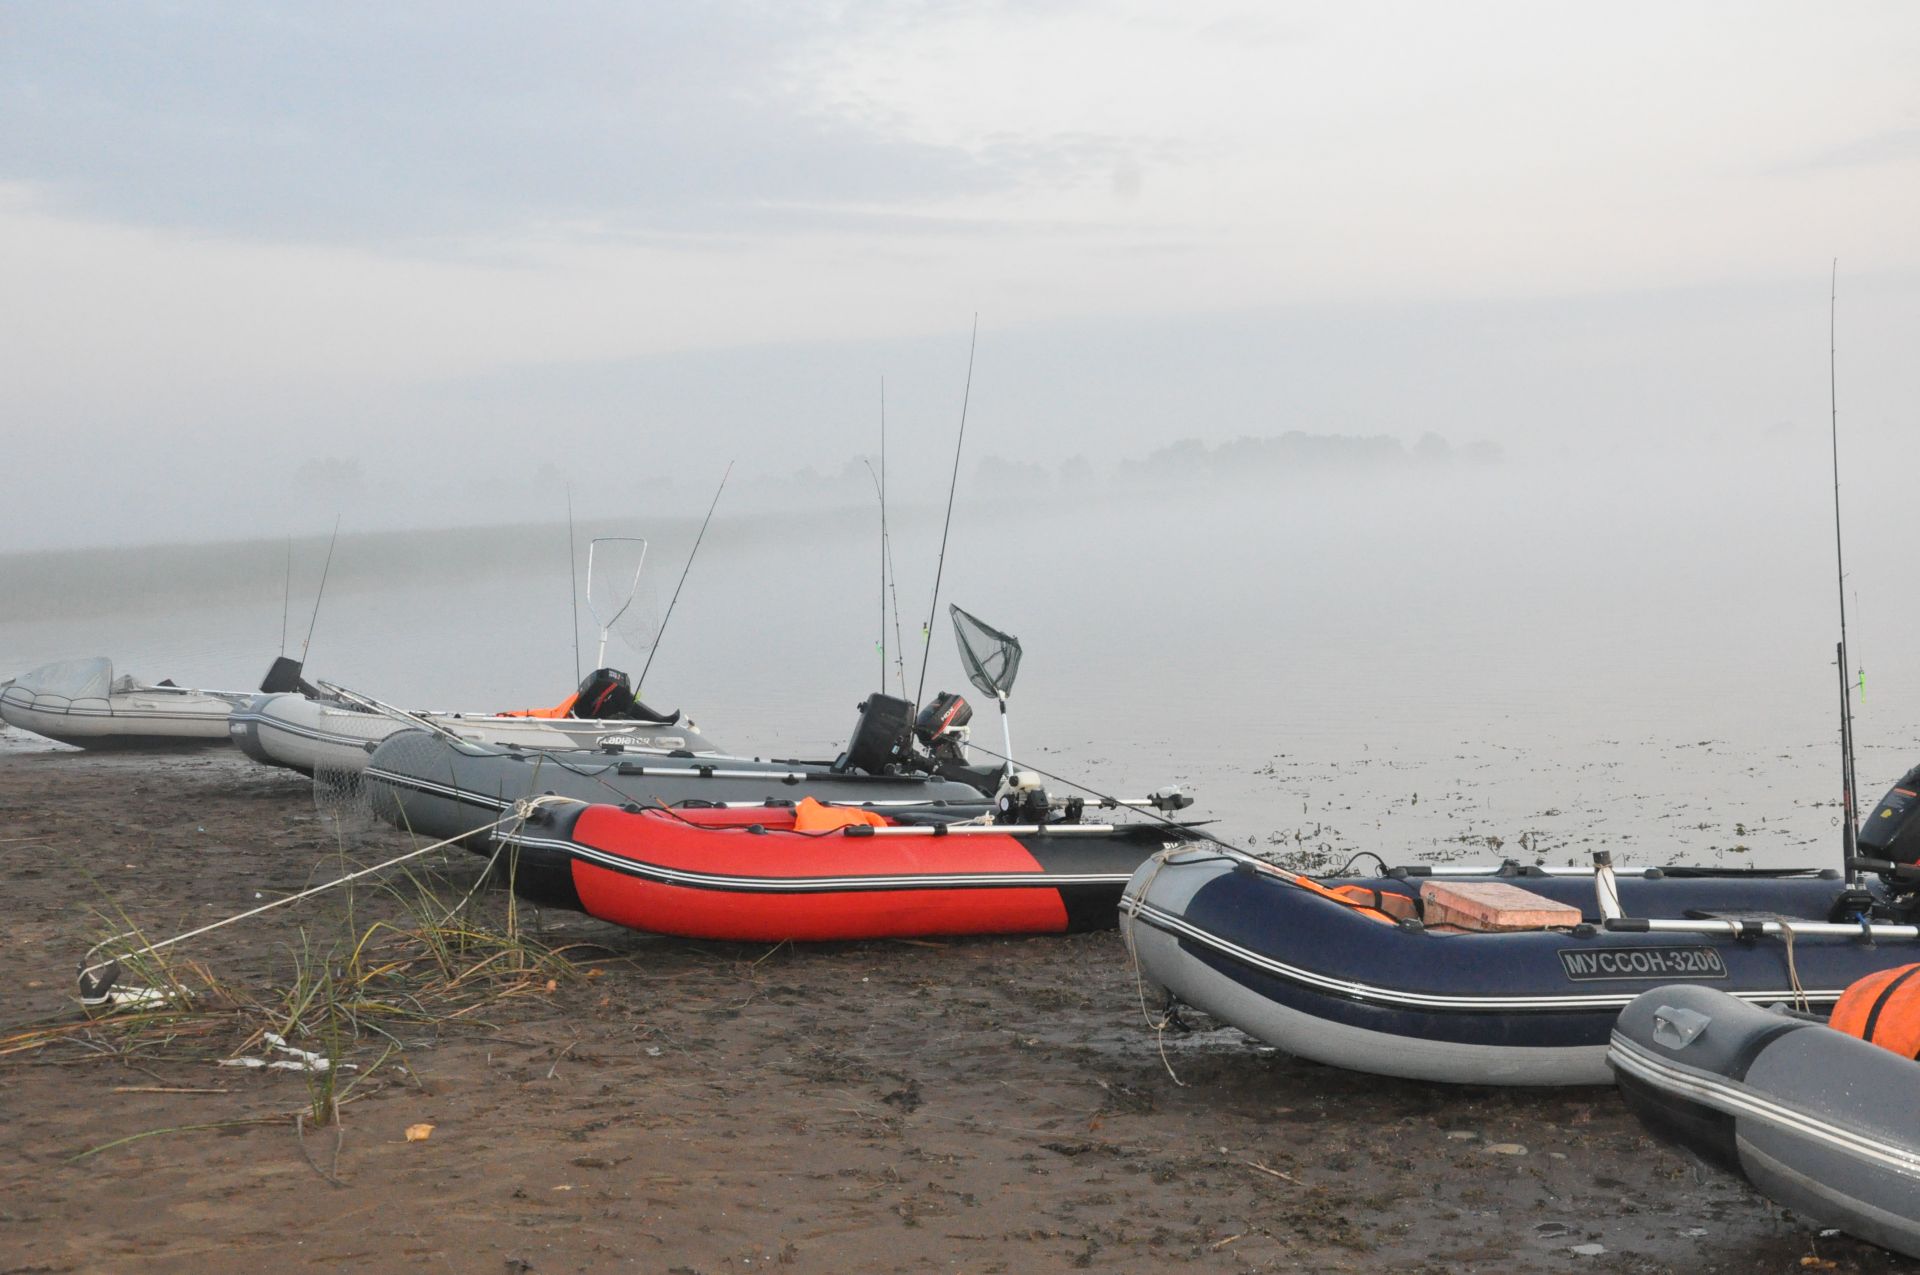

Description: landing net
[586,536,662,666]
[950,604,1022,700]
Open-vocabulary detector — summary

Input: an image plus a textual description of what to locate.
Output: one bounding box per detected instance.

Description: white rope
[1121,843,1189,1087]
[79,796,572,986]
[1781,921,1808,1013]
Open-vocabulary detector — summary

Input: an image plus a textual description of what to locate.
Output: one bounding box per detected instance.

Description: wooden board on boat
[1419,880,1582,931]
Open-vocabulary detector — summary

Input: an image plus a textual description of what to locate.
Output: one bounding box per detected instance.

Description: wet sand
[1,743,1915,1273]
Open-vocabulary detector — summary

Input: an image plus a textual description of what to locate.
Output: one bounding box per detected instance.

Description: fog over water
[5,4,1919,885]
[4,6,1918,556]
[5,442,1914,875]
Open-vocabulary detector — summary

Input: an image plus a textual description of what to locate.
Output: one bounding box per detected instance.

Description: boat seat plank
[1418,880,1582,932]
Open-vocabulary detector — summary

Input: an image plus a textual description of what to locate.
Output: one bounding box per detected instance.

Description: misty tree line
[967,430,1504,493]
[288,429,1504,514]
[1117,430,1502,478]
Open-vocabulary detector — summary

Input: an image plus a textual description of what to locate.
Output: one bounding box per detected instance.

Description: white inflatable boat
[228,689,719,775]
[0,657,251,749]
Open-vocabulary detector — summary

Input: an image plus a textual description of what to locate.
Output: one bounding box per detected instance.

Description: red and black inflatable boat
[490,798,1196,941]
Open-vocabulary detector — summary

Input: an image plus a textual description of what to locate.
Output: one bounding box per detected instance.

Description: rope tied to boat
[1122,843,1194,1087]
[1780,921,1809,1013]
[75,794,577,1006]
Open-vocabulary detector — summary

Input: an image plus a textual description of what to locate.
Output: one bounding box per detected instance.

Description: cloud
[0,4,1032,242]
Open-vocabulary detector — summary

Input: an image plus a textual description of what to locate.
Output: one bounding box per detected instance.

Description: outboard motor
[914,692,973,766]
[1860,764,1920,862]
[837,693,918,775]
[568,668,680,724]
[258,656,318,696]
[572,668,638,719]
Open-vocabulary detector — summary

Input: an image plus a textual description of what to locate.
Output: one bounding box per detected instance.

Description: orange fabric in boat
[495,693,578,720]
[566,805,1068,941]
[1829,963,1920,1058]
[1326,884,1416,923]
[792,797,888,832]
[1238,858,1400,924]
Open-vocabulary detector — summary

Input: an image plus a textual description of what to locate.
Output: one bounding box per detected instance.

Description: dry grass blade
[110,1086,231,1095]
[1242,1159,1303,1185]
[70,1116,289,1161]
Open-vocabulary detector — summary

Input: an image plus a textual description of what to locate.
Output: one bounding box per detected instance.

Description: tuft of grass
[6,861,582,1082]
[9,792,604,1179]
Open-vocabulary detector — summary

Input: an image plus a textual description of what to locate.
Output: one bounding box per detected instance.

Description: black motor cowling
[1860,764,1920,861]
[568,668,637,718]
[914,692,972,765]
[839,693,917,775]
[571,668,681,724]
[915,692,972,744]
[259,655,315,696]
[572,668,638,719]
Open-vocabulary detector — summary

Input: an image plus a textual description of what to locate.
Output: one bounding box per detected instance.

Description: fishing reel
[994,770,1052,825]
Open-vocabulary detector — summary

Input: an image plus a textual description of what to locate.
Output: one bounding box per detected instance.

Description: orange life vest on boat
[497,693,579,720]
[793,797,888,833]
[1829,963,1920,1058]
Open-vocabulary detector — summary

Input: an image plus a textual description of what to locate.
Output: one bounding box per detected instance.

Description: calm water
[4,458,1914,873]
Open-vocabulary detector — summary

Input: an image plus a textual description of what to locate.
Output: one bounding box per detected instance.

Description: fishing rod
[859,455,911,699]
[567,486,582,685]
[1831,261,1861,886]
[885,544,907,698]
[638,461,733,692]
[279,536,292,656]
[881,379,907,698]
[876,379,888,689]
[299,515,342,665]
[887,405,910,698]
[314,679,468,746]
[861,458,889,686]
[958,738,1216,839]
[913,316,978,713]
[947,735,1417,929]
[873,381,893,690]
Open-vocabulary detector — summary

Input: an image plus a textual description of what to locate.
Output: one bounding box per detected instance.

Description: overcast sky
[3,2,1917,548]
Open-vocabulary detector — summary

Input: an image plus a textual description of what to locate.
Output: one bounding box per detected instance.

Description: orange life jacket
[496,693,579,720]
[792,797,889,833]
[1829,962,1920,1058]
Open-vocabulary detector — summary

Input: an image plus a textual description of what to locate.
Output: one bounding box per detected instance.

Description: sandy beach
[1,742,1914,1274]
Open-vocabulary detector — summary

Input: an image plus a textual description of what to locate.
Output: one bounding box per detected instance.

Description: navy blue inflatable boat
[1121,849,1920,1085]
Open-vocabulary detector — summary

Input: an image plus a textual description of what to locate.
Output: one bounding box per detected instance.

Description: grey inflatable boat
[1609,982,1920,1259]
[363,691,1002,843]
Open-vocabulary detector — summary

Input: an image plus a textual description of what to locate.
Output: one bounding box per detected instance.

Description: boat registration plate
[1557,947,1727,981]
